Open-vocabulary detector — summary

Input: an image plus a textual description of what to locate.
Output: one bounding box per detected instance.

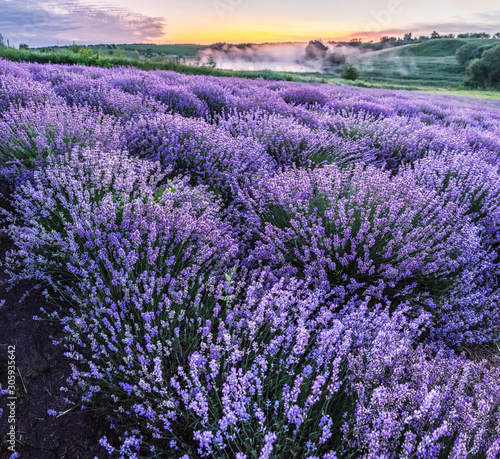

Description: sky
[0,0,499,47]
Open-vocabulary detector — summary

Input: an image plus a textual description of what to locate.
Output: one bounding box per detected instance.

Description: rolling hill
[348,38,499,87]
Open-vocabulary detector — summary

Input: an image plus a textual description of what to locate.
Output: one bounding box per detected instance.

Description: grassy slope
[348,38,500,88]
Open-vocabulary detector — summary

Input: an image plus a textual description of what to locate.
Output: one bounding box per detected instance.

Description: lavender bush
[121,112,274,202]
[217,110,373,168]
[247,165,474,303]
[281,86,330,108]
[0,74,60,112]
[163,282,500,459]
[0,103,122,181]
[406,151,500,243]
[189,78,231,118]
[6,148,239,454]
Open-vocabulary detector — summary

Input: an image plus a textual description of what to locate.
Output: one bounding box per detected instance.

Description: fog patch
[192,41,370,73]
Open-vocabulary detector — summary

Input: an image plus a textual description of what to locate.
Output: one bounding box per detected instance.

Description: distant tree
[0,33,4,47]
[326,52,346,65]
[456,42,480,68]
[466,58,490,86]
[463,32,491,39]
[341,64,359,81]
[457,42,499,69]
[404,33,412,41]
[19,43,29,50]
[495,32,500,39]
[477,45,500,84]
[70,42,84,53]
[379,36,397,47]
[205,55,217,68]
[430,31,440,39]
[306,40,329,59]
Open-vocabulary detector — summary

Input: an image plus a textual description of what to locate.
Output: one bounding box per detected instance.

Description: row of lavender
[1,58,500,458]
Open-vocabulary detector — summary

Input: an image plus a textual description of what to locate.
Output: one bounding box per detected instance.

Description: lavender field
[1,57,500,458]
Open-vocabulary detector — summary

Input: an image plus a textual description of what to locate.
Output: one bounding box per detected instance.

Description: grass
[407,38,499,57]
[345,38,500,99]
[420,88,500,100]
[349,44,464,86]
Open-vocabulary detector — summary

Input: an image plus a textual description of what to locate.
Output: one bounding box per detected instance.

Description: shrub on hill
[341,64,360,81]
[465,44,500,87]
[456,42,499,68]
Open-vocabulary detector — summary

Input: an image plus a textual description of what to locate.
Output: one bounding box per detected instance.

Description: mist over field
[193,42,321,72]
[191,41,363,72]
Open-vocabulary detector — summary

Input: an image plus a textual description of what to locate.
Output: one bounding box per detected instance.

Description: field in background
[84,43,206,59]
[0,38,499,100]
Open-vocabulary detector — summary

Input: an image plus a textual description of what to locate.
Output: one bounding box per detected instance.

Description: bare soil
[0,196,109,458]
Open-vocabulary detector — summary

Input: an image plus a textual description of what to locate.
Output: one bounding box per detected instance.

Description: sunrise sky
[1,0,499,47]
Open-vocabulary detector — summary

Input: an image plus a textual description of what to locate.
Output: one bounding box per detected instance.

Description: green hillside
[349,38,499,88]
[406,38,470,57]
[407,38,499,56]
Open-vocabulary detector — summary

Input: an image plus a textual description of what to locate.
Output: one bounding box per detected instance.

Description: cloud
[447,0,500,12]
[350,9,500,40]
[0,0,166,47]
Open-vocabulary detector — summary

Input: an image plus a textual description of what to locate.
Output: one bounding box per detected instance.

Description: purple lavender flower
[1,58,500,458]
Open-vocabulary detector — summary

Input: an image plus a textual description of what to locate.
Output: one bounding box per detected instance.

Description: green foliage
[0,45,106,67]
[457,32,491,39]
[465,44,500,87]
[465,59,490,87]
[341,64,359,81]
[68,43,101,65]
[456,42,498,68]
[456,43,480,68]
[257,69,291,81]
[69,42,85,54]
